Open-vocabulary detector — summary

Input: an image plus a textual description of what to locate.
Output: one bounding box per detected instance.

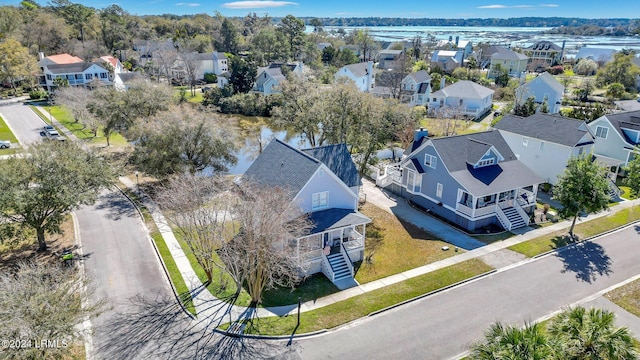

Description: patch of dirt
[0,216,76,271]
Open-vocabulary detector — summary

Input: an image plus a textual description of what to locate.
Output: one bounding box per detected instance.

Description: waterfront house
[254,62,303,95]
[575,47,617,65]
[240,140,370,288]
[429,80,494,120]
[515,72,564,114]
[524,41,564,72]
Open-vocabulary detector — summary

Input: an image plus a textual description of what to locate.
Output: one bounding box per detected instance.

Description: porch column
[362,223,367,241]
[532,184,539,199]
[472,196,478,218]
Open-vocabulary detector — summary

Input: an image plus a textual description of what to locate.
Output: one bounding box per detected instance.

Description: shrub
[204,72,217,84]
[28,89,48,100]
[547,65,564,75]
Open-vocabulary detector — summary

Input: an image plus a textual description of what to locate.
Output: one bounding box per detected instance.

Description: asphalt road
[0,103,48,146]
[75,190,173,359]
[297,225,640,360]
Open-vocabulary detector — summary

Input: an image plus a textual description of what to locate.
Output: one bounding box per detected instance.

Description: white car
[0,140,10,149]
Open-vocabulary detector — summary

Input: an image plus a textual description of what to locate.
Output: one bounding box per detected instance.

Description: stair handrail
[495,204,512,231]
[513,201,530,226]
[321,253,335,282]
[340,242,355,278]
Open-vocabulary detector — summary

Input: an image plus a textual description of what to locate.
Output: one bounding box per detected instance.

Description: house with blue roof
[240,139,370,289]
[394,130,542,231]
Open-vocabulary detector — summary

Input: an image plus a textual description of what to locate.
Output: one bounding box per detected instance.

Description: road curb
[213,327,327,340]
[114,184,196,320]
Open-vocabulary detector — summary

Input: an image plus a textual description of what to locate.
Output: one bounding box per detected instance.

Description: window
[477,158,495,167]
[312,191,328,210]
[540,141,545,151]
[425,154,437,169]
[407,170,421,193]
[85,74,92,80]
[522,137,529,147]
[100,72,108,79]
[46,74,52,80]
[595,126,608,139]
[436,183,443,198]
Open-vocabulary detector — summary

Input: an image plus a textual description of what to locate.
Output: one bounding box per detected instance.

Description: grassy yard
[229,258,493,335]
[30,105,128,146]
[355,203,461,284]
[619,185,638,201]
[606,278,640,318]
[0,115,21,155]
[509,206,640,257]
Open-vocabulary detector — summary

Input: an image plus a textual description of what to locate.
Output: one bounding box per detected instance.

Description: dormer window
[477,158,495,167]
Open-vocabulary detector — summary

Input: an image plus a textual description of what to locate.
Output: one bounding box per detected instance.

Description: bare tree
[221,183,313,306]
[154,43,179,85]
[0,262,107,359]
[54,86,103,137]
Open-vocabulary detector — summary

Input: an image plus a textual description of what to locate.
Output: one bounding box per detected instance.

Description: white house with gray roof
[401,70,431,106]
[40,62,112,91]
[240,139,370,289]
[588,110,640,171]
[429,80,494,119]
[495,114,596,184]
[515,72,564,113]
[334,61,375,92]
[395,130,542,231]
[254,62,303,95]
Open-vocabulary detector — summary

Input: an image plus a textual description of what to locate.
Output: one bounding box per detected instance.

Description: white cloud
[222,1,298,9]
[176,2,200,6]
[478,3,558,9]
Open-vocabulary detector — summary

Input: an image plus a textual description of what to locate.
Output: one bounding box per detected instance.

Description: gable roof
[491,47,528,61]
[99,55,119,68]
[341,62,369,77]
[423,131,542,196]
[117,72,142,83]
[601,110,640,145]
[302,144,361,188]
[406,70,431,84]
[308,208,371,234]
[243,139,321,194]
[213,51,227,60]
[526,41,562,52]
[575,47,616,62]
[46,53,84,65]
[495,114,591,147]
[522,72,564,94]
[431,80,494,99]
[45,62,106,74]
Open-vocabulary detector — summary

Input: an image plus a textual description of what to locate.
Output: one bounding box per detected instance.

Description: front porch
[456,185,538,231]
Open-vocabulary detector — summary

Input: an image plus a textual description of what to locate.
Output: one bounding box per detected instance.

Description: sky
[4,0,640,18]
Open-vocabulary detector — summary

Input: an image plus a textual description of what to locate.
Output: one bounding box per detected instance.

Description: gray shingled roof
[430,80,494,99]
[46,62,104,74]
[466,138,493,165]
[117,72,142,83]
[342,62,369,77]
[407,70,431,84]
[495,114,591,147]
[429,131,542,196]
[308,208,370,234]
[526,41,562,51]
[302,144,361,187]
[522,72,564,95]
[242,139,320,194]
[491,47,528,61]
[602,110,640,145]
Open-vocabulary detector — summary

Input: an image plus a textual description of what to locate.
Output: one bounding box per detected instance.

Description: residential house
[377,49,404,70]
[515,72,564,114]
[334,61,375,92]
[396,129,542,231]
[494,114,596,184]
[436,36,473,58]
[212,51,230,87]
[575,47,617,65]
[400,70,431,106]
[99,55,124,82]
[429,80,494,119]
[430,50,464,73]
[524,40,565,72]
[39,61,112,91]
[171,52,214,84]
[488,47,528,78]
[588,110,640,172]
[254,62,303,95]
[114,72,143,91]
[38,52,84,67]
[477,45,503,69]
[241,139,370,288]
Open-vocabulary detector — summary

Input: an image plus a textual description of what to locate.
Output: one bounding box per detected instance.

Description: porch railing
[321,254,334,283]
[513,202,531,227]
[495,205,512,231]
[343,231,364,251]
[456,202,496,217]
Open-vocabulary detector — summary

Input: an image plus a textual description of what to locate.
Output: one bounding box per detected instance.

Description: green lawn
[0,115,21,155]
[224,259,493,335]
[30,105,128,146]
[509,206,640,257]
[619,185,638,201]
[606,278,640,318]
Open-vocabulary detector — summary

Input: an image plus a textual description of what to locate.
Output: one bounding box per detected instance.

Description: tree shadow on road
[554,241,612,283]
[94,191,139,221]
[94,292,298,360]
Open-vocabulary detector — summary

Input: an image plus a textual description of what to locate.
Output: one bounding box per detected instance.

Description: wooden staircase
[327,252,352,282]
[501,206,527,230]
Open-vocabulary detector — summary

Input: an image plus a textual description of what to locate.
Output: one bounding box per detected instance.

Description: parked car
[42,125,55,136]
[0,140,10,149]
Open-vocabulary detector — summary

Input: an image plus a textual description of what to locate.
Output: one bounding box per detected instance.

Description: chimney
[455,36,460,46]
[440,77,446,90]
[38,52,45,61]
[414,128,429,142]
[366,61,373,91]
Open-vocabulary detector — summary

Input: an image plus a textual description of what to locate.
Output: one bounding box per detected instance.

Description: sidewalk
[120,174,640,324]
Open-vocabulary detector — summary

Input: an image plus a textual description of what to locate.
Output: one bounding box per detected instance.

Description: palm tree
[470,321,551,359]
[548,307,637,360]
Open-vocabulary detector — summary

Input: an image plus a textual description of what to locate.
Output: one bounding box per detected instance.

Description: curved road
[0,103,49,146]
[298,226,640,359]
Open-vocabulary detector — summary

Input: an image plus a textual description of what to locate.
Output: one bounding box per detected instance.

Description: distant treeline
[295,17,638,29]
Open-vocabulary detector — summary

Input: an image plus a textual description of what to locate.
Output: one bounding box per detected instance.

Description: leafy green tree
[0,38,37,94]
[217,17,238,54]
[229,56,256,94]
[470,322,550,360]
[623,147,640,197]
[0,142,112,251]
[309,18,323,33]
[130,106,237,177]
[514,96,538,117]
[548,307,637,360]
[553,154,611,239]
[413,60,429,72]
[99,4,129,53]
[574,79,595,102]
[606,82,626,103]
[494,64,510,87]
[277,14,305,59]
[353,28,378,61]
[596,53,640,91]
[53,0,96,44]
